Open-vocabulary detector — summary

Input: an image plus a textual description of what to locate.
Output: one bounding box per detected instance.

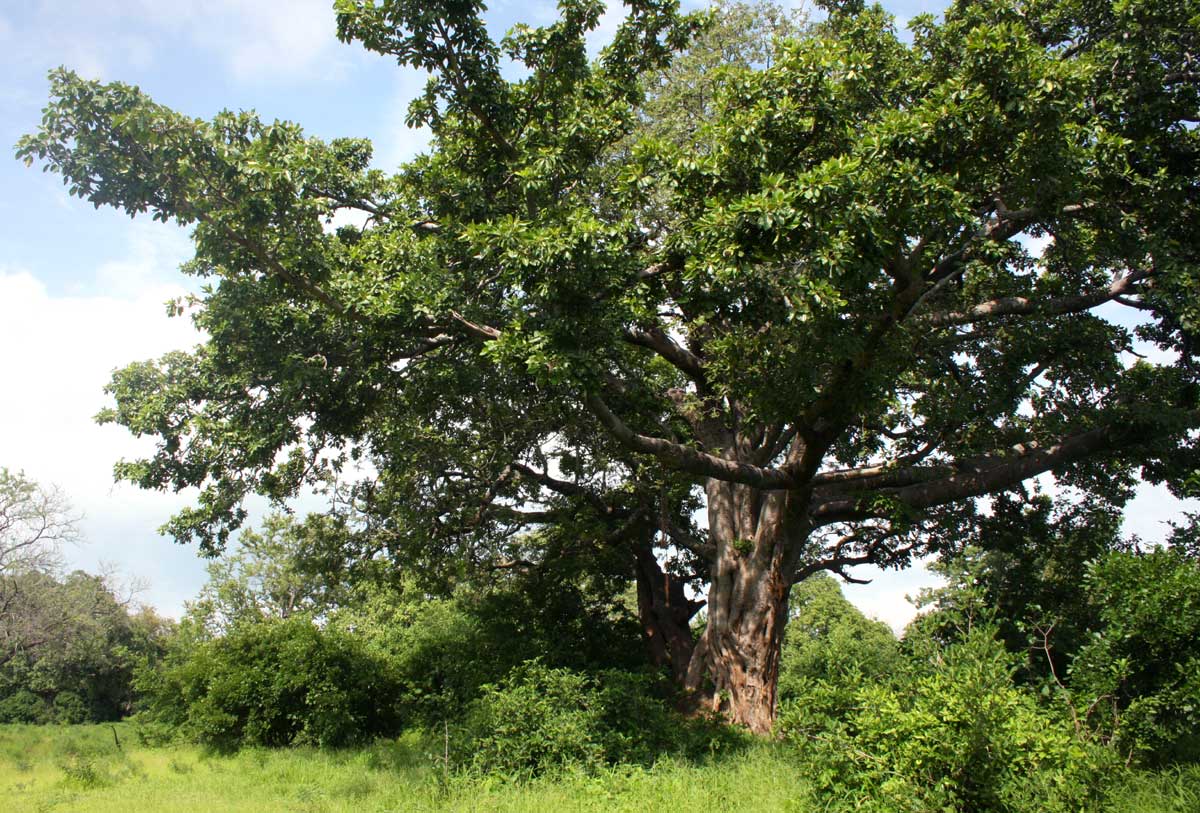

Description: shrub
[456,660,737,777]
[786,627,1108,812]
[777,573,903,735]
[145,615,401,751]
[0,689,49,723]
[51,691,89,724]
[1069,549,1200,765]
[327,574,649,729]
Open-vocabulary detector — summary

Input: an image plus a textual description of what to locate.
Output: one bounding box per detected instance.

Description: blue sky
[0,0,1187,627]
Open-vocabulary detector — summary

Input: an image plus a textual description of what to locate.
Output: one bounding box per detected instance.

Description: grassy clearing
[2,724,1196,812]
[0,723,811,813]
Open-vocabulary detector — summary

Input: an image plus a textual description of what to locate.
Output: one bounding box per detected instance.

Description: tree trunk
[684,480,804,734]
[633,539,701,684]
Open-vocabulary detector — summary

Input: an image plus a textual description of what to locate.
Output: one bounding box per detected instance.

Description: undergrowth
[2,724,1196,813]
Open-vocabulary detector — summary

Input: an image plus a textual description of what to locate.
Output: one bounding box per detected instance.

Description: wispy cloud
[10,0,359,86]
[372,72,434,171]
[91,219,195,298]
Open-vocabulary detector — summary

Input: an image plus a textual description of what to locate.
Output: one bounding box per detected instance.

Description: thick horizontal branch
[917,270,1150,328]
[509,462,616,517]
[489,506,566,524]
[584,393,794,489]
[813,458,951,493]
[811,425,1121,523]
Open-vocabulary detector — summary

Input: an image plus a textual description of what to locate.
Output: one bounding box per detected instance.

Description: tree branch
[811,424,1127,523]
[916,270,1151,328]
[584,392,794,489]
[622,325,706,383]
[509,462,616,516]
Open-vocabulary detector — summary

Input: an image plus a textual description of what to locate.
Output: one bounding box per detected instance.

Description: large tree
[19,0,1200,731]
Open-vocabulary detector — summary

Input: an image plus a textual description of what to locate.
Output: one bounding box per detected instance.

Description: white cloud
[91,218,195,298]
[841,561,942,634]
[14,0,358,86]
[0,265,199,493]
[1123,482,1198,544]
[190,0,352,84]
[0,263,208,616]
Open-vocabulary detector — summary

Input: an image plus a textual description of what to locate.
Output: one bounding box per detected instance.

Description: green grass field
[3,724,1197,812]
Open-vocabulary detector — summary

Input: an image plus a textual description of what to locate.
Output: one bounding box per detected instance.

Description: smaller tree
[911,492,1124,684]
[913,492,1200,765]
[0,469,174,723]
[0,569,174,723]
[776,572,901,737]
[1070,549,1200,764]
[186,512,357,635]
[0,468,79,664]
[779,572,899,695]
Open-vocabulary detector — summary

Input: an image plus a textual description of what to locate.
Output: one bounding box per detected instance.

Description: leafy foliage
[17,0,1200,726]
[457,660,739,776]
[911,493,1124,683]
[777,572,901,729]
[913,494,1200,765]
[0,569,173,725]
[186,512,360,635]
[1069,549,1200,764]
[143,615,401,751]
[784,625,1109,813]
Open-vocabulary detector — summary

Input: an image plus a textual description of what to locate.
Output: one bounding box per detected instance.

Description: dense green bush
[783,627,1108,812]
[328,587,497,727]
[325,568,649,729]
[456,660,739,776]
[0,688,49,723]
[777,573,903,732]
[1069,549,1200,765]
[142,615,401,751]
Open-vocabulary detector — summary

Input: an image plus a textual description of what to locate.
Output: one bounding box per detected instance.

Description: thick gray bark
[683,480,806,734]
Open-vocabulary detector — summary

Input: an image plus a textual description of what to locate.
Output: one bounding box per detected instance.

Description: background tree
[0,468,79,665]
[911,494,1200,765]
[910,492,1125,683]
[779,572,899,699]
[19,0,1200,730]
[0,568,174,724]
[186,512,360,635]
[0,469,173,723]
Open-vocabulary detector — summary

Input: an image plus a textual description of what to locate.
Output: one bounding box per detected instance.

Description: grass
[0,723,815,813]
[2,724,1197,812]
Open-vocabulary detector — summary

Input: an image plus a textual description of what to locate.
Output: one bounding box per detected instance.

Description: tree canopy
[18,0,1200,730]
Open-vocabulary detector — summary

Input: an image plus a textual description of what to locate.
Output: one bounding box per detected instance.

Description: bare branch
[449,310,502,340]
